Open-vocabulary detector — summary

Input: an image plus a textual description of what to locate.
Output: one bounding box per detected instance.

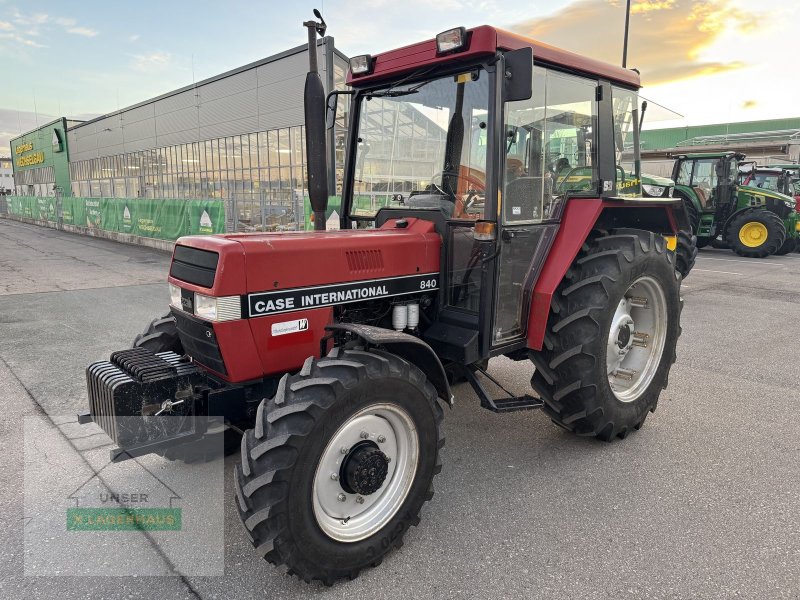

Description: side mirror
[325,90,354,130]
[502,47,532,102]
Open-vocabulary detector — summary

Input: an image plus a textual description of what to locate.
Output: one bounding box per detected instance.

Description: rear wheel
[530,230,681,440]
[727,210,785,258]
[682,197,700,235]
[234,348,444,585]
[775,236,797,256]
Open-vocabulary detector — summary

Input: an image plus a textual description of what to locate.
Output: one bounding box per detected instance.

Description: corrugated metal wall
[642,117,800,151]
[68,41,332,162]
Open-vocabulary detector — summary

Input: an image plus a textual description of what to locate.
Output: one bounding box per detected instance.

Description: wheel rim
[312,403,419,542]
[738,222,768,248]
[606,276,668,403]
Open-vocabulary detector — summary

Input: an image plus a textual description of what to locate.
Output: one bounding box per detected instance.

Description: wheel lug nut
[337,493,347,502]
[356,496,364,504]
[330,473,338,481]
[340,446,348,454]
[377,435,386,443]
[360,431,369,439]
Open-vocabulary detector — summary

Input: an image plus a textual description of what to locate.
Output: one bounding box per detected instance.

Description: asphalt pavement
[1,217,798,599]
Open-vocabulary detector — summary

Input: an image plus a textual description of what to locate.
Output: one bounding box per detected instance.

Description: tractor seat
[693,187,709,207]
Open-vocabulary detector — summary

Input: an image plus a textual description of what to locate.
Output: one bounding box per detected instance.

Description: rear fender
[525,197,681,351]
[326,323,453,404]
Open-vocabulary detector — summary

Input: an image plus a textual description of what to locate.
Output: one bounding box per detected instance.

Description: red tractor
[80,14,693,585]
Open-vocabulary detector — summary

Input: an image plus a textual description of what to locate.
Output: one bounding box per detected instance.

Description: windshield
[746,173,782,192]
[351,70,489,220]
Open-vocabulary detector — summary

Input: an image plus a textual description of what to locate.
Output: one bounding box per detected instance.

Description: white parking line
[697,256,784,267]
[693,268,741,275]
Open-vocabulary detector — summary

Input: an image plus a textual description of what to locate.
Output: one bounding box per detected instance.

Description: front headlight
[193,293,242,322]
[642,184,666,197]
[169,283,182,309]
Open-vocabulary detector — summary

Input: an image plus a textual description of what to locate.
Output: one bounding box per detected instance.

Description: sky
[2,0,799,151]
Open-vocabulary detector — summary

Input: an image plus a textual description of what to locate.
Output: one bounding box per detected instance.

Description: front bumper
[83,347,210,461]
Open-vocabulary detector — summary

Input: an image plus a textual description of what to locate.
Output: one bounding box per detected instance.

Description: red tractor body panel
[169,218,441,383]
[347,25,640,89]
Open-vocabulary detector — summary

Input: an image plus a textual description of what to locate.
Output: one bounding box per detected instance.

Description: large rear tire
[682,197,700,235]
[727,210,785,258]
[530,230,682,440]
[234,348,444,585]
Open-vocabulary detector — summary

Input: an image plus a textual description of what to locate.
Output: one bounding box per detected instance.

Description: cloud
[130,51,172,72]
[128,34,140,42]
[512,0,752,86]
[0,21,13,32]
[66,26,98,37]
[0,31,46,48]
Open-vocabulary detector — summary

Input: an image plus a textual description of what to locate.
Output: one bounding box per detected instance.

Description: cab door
[492,65,600,349]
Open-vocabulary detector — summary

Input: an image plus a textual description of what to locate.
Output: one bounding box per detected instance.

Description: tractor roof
[673,152,745,160]
[346,25,640,89]
[766,163,800,170]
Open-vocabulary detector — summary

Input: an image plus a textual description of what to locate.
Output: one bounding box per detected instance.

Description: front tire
[234,348,444,585]
[727,210,785,258]
[674,229,697,278]
[530,230,682,440]
[775,236,797,256]
[133,313,183,355]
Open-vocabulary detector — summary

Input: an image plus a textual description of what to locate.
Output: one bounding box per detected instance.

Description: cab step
[463,366,544,413]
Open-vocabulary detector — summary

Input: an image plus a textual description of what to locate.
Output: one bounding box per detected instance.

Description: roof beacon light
[349,55,374,76]
[436,27,467,54]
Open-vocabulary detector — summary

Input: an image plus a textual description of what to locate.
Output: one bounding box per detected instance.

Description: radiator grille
[170,245,219,288]
[171,307,227,375]
[345,249,384,273]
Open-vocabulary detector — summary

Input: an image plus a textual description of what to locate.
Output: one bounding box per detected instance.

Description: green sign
[67,507,182,531]
[7,196,226,240]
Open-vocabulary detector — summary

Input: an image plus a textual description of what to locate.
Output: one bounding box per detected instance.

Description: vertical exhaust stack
[303,9,329,231]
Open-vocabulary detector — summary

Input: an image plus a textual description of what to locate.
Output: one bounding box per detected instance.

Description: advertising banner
[6,196,226,240]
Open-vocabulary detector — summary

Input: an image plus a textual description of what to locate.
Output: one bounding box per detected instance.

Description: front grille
[171,307,227,375]
[86,348,203,446]
[170,245,219,288]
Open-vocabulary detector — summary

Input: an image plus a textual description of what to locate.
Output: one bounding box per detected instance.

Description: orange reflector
[663,235,677,251]
[474,221,496,241]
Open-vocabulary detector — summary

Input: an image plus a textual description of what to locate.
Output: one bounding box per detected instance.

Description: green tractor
[671,152,800,257]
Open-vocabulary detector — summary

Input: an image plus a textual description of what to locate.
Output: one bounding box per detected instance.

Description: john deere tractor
[672,152,800,257]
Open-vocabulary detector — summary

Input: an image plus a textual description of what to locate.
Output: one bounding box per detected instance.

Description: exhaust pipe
[303,9,329,231]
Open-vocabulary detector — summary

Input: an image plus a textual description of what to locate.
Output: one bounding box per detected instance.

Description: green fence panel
[303,195,343,231]
[84,198,103,229]
[36,197,58,222]
[186,200,225,235]
[136,198,187,239]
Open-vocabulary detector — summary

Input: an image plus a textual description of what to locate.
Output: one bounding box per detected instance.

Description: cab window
[502,66,598,224]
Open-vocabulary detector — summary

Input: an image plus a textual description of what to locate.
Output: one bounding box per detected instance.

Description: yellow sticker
[456,73,472,84]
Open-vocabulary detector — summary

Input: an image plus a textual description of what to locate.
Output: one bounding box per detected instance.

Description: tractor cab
[764,163,800,207]
[672,152,798,256]
[338,26,675,355]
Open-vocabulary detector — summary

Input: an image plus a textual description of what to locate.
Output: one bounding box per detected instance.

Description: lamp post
[622,0,632,68]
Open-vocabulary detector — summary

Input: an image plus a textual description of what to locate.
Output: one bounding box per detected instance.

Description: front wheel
[234,348,444,585]
[530,230,682,440]
[775,236,797,256]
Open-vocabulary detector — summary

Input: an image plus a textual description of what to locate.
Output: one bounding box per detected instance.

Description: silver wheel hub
[606,276,668,403]
[312,403,419,542]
